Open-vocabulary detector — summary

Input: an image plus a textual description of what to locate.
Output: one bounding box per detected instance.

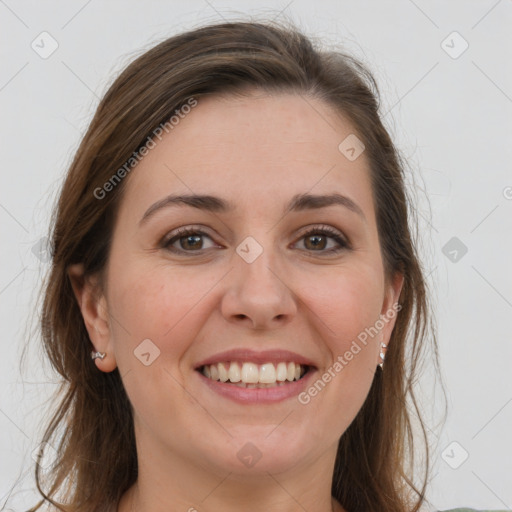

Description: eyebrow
[139,192,366,226]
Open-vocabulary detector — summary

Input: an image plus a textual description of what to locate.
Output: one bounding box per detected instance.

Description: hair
[22,17,442,512]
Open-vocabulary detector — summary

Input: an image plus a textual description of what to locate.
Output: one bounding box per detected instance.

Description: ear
[378,271,404,362]
[67,263,117,372]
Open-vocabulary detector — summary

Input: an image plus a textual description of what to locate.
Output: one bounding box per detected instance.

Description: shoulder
[439,509,509,512]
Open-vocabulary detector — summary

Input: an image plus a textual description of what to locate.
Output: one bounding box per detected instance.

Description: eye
[161,227,218,254]
[161,225,350,255]
[294,225,350,254]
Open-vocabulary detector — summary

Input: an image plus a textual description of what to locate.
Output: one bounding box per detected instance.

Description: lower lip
[196,369,317,404]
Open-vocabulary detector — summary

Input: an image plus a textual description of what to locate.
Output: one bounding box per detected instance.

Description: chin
[216,429,313,475]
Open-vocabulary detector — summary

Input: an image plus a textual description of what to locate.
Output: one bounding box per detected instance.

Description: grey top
[440,509,509,512]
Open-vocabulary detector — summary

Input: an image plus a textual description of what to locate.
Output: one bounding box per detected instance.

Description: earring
[91,351,106,360]
[378,342,387,369]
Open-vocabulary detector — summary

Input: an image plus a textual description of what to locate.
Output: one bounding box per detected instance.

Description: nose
[220,247,297,330]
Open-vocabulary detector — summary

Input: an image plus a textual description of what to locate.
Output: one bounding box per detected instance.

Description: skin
[69,90,403,512]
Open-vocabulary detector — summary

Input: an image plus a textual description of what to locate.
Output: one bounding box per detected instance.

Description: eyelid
[296,224,347,241]
[160,225,218,249]
[161,223,351,254]
[293,224,351,252]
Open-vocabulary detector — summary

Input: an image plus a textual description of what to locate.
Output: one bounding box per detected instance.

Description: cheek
[107,263,217,364]
[303,265,384,350]
[106,265,211,425]
[298,266,383,414]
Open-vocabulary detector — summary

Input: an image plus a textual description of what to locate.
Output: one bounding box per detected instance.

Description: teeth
[218,362,229,382]
[228,361,241,382]
[287,362,295,381]
[276,362,287,381]
[241,362,259,383]
[201,361,308,386]
[259,363,276,383]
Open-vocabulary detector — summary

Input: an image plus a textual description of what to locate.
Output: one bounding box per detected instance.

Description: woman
[25,18,490,512]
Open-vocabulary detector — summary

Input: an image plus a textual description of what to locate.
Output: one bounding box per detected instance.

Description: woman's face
[82,91,402,478]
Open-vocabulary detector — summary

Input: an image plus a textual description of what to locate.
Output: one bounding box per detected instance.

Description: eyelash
[161,225,350,255]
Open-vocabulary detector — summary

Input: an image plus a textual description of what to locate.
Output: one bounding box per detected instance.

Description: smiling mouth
[198,361,312,388]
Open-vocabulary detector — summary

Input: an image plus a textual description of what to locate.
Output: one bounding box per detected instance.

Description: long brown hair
[22,18,442,512]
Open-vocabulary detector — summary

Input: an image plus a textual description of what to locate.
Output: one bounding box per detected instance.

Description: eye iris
[181,234,202,250]
[305,234,326,250]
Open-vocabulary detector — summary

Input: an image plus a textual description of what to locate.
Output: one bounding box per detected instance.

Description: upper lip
[194,348,317,370]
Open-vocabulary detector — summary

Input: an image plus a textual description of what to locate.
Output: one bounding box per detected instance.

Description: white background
[1,1,511,511]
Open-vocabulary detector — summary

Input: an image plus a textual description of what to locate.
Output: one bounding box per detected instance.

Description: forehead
[118,91,374,221]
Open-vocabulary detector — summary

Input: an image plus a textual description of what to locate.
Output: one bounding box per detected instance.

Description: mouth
[193,348,318,403]
[197,361,312,389]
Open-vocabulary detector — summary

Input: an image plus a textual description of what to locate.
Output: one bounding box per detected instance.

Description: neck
[116,438,346,512]
[119,486,346,512]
